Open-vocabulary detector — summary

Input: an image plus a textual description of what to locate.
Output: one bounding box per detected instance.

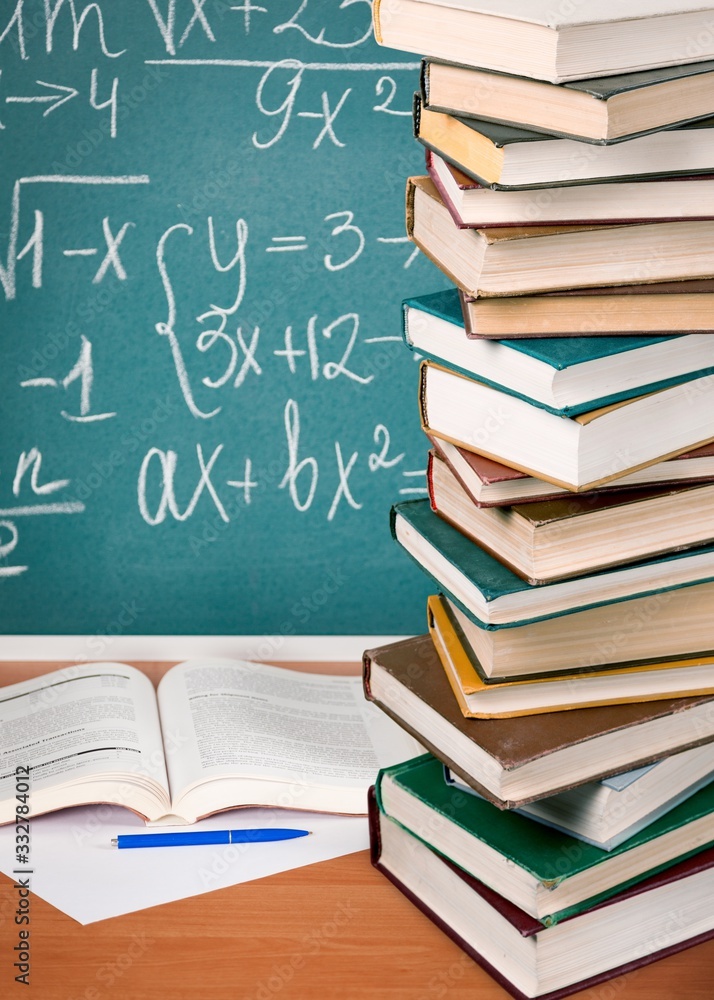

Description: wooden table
[2,661,713,1000]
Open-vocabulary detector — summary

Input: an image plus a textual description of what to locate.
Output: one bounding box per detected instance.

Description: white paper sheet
[0,804,369,924]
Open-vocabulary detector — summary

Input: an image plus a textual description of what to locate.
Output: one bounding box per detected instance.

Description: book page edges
[371,0,383,43]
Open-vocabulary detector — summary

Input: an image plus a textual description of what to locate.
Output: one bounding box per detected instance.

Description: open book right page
[156,659,421,823]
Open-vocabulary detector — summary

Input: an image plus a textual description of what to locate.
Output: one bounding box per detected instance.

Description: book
[392,499,714,627]
[445,740,714,851]
[429,435,714,507]
[414,99,714,189]
[407,176,714,297]
[422,58,714,144]
[427,592,714,717]
[404,288,714,416]
[419,361,714,492]
[459,281,714,338]
[370,789,714,1000]
[428,451,714,584]
[0,659,420,825]
[362,634,714,807]
[435,584,714,681]
[427,149,714,225]
[372,0,714,84]
[377,754,714,921]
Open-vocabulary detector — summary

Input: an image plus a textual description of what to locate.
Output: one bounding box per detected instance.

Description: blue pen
[111,828,311,849]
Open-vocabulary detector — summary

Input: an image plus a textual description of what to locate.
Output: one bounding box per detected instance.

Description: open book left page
[0,659,422,825]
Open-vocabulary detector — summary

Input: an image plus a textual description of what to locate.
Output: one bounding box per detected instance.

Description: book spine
[371,0,383,44]
[405,177,417,240]
[401,299,414,349]
[412,89,422,143]
[367,786,382,865]
[418,360,431,435]
[426,450,438,513]
[420,58,429,103]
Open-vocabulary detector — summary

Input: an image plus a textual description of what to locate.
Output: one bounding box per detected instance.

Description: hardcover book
[422,59,714,144]
[370,788,714,1000]
[414,98,714,189]
[427,591,714,717]
[427,149,714,225]
[429,435,714,507]
[445,739,714,851]
[418,361,714,491]
[407,176,714,297]
[372,0,714,83]
[376,754,714,921]
[433,583,714,681]
[392,498,714,627]
[458,281,714,338]
[403,287,714,416]
[428,450,714,584]
[362,634,714,807]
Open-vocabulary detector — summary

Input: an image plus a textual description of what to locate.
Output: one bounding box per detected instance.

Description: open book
[0,659,421,825]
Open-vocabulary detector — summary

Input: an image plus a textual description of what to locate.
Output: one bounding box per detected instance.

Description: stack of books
[364,2,714,996]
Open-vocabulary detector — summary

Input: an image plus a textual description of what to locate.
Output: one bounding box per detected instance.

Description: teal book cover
[375,753,714,924]
[402,289,714,417]
[390,499,714,628]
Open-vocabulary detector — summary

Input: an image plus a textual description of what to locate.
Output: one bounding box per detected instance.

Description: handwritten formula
[0,1,438,634]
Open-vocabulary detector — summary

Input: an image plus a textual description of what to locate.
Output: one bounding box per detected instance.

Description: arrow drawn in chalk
[6,80,79,117]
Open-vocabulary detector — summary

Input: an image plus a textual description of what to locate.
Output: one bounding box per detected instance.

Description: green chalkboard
[0,0,443,636]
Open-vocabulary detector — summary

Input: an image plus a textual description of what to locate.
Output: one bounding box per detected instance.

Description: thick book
[427,592,714,717]
[427,149,714,225]
[422,59,714,144]
[392,499,714,627]
[459,281,714,338]
[428,451,714,584]
[435,584,714,681]
[407,175,714,297]
[372,0,714,84]
[376,754,714,921]
[429,435,714,508]
[414,97,714,189]
[403,287,714,416]
[362,634,714,807]
[418,360,714,491]
[445,739,714,851]
[0,660,420,825]
[370,789,714,1000]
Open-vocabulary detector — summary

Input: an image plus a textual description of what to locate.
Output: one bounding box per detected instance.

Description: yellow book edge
[426,594,714,719]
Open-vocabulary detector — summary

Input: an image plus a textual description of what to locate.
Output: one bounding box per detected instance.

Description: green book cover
[391,498,714,628]
[402,290,714,417]
[376,753,714,925]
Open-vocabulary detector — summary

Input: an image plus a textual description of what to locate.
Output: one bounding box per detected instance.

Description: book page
[157,659,421,802]
[0,664,170,822]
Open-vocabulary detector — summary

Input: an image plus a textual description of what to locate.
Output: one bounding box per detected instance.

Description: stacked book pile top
[364,3,714,998]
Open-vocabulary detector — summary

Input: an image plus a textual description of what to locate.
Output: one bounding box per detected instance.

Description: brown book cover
[369,788,714,1000]
[458,282,714,338]
[428,436,714,507]
[428,449,714,584]
[363,634,714,808]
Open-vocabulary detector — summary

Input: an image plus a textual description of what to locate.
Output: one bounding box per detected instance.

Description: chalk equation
[0,2,434,634]
[1,1,417,145]
[2,174,429,579]
[0,449,84,578]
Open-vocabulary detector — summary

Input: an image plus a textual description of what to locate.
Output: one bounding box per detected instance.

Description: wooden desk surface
[1,661,713,1000]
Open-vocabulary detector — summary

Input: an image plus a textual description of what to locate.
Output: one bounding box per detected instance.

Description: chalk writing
[0,3,432,638]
